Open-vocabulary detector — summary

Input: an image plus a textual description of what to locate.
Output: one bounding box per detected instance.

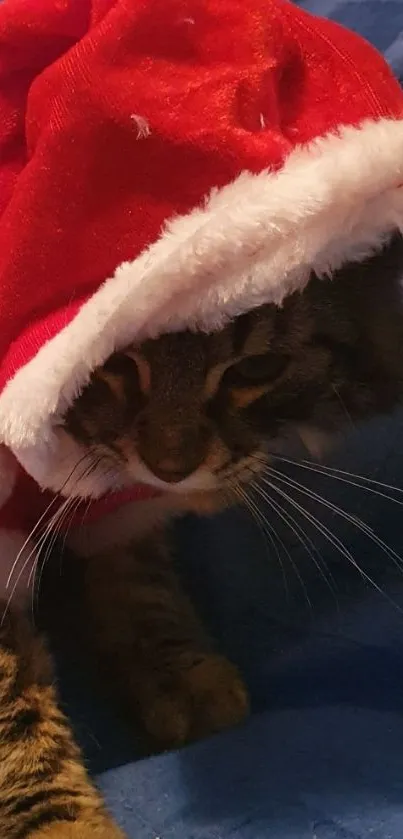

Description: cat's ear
[297,425,334,460]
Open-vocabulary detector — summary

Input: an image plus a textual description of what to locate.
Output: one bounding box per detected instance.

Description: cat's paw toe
[143,654,249,747]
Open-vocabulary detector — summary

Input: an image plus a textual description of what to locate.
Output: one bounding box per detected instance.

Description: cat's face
[64,237,403,503]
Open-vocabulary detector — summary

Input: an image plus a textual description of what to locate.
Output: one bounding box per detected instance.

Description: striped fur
[66,236,403,486]
[2,237,403,835]
[84,533,249,746]
[0,609,124,838]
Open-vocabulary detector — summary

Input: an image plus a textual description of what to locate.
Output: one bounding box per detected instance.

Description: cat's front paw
[142,653,249,748]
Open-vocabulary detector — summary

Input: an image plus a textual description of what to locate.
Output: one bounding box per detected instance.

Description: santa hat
[1,0,403,492]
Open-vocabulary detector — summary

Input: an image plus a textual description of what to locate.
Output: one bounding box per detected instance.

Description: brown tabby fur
[1,235,403,836]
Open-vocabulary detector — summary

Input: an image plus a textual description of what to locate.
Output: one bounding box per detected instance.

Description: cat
[1,234,403,838]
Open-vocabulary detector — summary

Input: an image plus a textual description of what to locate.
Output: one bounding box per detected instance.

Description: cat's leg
[85,533,249,748]
[0,607,125,839]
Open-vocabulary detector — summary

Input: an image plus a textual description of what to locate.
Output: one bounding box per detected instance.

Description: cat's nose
[138,420,211,483]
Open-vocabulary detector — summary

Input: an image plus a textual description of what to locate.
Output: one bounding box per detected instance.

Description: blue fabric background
[54,5,403,838]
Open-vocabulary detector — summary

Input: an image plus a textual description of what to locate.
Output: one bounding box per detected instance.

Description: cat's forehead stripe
[126,350,151,395]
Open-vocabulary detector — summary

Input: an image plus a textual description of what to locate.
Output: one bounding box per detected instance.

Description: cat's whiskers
[249,481,315,610]
[261,463,403,575]
[223,459,324,605]
[3,497,75,623]
[218,451,264,486]
[254,471,403,614]
[32,493,87,609]
[31,453,113,609]
[250,479,339,602]
[30,453,120,616]
[5,452,94,593]
[3,453,102,620]
[268,453,403,506]
[250,452,403,598]
[332,383,355,429]
[231,477,312,608]
[28,496,78,589]
[232,481,291,604]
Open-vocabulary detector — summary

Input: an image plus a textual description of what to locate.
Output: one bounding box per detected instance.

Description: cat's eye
[227,353,288,384]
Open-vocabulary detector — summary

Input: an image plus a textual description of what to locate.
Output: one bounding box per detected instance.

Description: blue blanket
[60,6,403,838]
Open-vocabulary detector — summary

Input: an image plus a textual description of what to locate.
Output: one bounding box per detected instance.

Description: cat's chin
[71,482,164,527]
[125,458,219,495]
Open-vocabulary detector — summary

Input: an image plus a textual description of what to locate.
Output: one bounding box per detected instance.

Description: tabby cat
[1,235,403,838]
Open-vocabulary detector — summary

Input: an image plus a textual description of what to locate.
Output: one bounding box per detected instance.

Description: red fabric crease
[0,0,402,393]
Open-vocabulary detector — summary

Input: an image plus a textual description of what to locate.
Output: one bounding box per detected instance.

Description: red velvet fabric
[0,0,402,394]
[0,460,160,536]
